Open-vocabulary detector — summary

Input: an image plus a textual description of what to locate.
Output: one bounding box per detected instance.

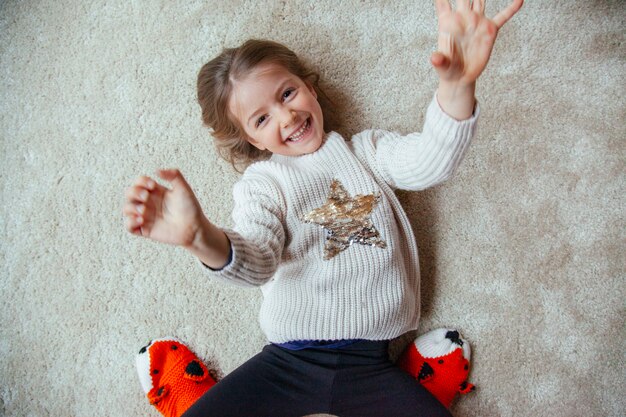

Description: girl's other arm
[123,168,230,269]
[431,0,523,120]
[199,174,286,287]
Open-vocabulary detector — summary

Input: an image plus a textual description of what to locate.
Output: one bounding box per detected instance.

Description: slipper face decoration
[136,338,216,417]
[398,328,475,407]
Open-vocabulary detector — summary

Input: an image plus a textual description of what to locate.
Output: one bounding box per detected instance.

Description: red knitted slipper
[136,337,216,417]
[397,328,475,408]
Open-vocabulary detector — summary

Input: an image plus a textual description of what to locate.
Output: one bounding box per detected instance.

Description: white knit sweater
[203,93,480,343]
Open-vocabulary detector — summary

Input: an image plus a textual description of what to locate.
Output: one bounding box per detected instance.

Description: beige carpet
[1,0,624,416]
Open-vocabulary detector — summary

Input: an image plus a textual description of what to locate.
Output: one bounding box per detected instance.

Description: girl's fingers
[456,0,471,11]
[133,176,156,191]
[437,32,456,62]
[125,175,167,203]
[441,32,452,61]
[122,202,146,217]
[492,0,523,28]
[434,0,451,17]
[430,51,451,73]
[472,0,485,14]
[125,184,152,204]
[125,216,144,235]
[156,168,191,192]
[124,174,165,237]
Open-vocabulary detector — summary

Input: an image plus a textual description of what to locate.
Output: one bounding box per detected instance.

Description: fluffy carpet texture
[1,0,624,416]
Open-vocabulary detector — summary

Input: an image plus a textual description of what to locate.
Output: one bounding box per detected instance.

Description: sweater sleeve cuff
[196,228,278,287]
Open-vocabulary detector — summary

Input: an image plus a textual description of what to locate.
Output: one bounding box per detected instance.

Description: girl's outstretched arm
[431,0,524,120]
[123,169,231,269]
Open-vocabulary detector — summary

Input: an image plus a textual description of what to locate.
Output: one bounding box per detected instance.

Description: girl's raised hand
[431,0,523,85]
[123,169,205,247]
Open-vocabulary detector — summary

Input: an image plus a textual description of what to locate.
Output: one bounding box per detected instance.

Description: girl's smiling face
[228,62,325,157]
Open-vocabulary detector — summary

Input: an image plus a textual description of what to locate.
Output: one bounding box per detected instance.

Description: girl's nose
[280,109,297,129]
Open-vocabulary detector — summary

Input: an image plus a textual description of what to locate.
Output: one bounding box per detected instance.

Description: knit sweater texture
[203,93,480,343]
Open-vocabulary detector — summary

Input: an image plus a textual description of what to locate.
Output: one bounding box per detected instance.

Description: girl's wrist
[186,215,231,269]
[436,80,476,121]
[438,79,476,94]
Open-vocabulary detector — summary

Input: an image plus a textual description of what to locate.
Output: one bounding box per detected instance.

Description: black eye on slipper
[139,341,152,354]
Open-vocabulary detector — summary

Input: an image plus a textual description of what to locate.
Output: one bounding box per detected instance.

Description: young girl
[124,1,523,416]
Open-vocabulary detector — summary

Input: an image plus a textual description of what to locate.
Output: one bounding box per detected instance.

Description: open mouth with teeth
[286,118,311,142]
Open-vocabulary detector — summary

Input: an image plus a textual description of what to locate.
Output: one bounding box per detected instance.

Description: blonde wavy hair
[197,39,336,173]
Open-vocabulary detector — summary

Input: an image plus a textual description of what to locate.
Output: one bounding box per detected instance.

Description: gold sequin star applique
[302,179,387,260]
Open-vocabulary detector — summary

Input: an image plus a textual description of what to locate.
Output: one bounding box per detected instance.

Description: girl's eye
[282,88,295,100]
[256,115,267,127]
